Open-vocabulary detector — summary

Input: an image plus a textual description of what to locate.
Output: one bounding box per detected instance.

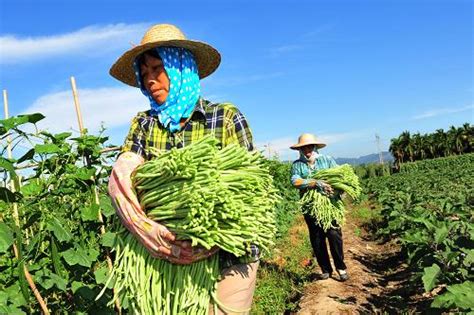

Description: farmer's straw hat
[110,24,221,87]
[290,133,326,150]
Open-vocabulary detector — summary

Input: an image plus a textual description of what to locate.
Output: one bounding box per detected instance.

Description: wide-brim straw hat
[290,133,326,150]
[110,24,221,87]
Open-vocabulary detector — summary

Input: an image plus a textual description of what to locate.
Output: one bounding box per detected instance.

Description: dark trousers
[303,213,347,274]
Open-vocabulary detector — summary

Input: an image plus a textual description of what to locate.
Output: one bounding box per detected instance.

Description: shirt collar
[190,98,206,121]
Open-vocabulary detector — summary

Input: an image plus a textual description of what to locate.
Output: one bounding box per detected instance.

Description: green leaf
[0,305,26,315]
[20,181,42,196]
[81,204,99,222]
[101,232,116,248]
[461,249,474,267]
[54,132,72,141]
[0,113,44,132]
[75,167,96,180]
[434,225,449,244]
[0,222,14,253]
[94,266,109,284]
[46,217,72,242]
[71,281,83,293]
[88,248,100,263]
[49,273,68,292]
[100,195,115,218]
[4,283,27,307]
[22,113,45,124]
[422,263,441,292]
[34,143,60,154]
[0,156,15,173]
[61,247,93,268]
[432,281,474,310]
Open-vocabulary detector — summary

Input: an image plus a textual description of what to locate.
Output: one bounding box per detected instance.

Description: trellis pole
[69,77,121,313]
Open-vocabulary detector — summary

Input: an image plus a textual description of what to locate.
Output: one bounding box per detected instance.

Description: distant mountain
[335,151,394,165]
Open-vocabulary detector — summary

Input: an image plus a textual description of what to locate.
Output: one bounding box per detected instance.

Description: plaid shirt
[122,98,259,265]
[122,98,253,159]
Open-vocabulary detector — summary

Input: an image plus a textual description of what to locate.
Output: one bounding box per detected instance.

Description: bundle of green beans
[103,135,278,314]
[301,164,361,231]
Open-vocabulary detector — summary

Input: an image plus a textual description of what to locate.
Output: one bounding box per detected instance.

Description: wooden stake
[68,79,121,313]
[3,90,19,226]
[70,77,84,134]
[3,89,50,315]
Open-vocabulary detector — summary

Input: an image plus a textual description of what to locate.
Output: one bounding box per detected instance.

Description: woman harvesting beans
[106,24,268,313]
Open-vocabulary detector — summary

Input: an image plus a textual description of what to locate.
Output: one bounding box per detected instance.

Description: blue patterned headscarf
[133,47,201,132]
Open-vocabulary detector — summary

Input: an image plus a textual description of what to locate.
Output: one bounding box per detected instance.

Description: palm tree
[412,132,426,160]
[433,129,448,157]
[424,134,436,159]
[399,131,414,162]
[389,137,403,169]
[460,123,473,153]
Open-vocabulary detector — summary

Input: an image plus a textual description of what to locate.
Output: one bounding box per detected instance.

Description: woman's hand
[316,180,334,196]
[108,152,218,264]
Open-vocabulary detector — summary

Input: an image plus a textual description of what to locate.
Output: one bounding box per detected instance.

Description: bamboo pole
[3,90,50,315]
[69,78,121,313]
[3,90,19,227]
[70,77,84,134]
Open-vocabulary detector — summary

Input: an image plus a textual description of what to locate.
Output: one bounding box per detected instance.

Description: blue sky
[1,0,472,160]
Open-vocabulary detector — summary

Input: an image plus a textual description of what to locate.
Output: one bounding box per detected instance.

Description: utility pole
[375,134,384,164]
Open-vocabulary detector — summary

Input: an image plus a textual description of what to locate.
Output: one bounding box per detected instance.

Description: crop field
[1,114,473,314]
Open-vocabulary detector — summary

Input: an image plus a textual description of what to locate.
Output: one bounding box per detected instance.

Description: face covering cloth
[134,47,201,132]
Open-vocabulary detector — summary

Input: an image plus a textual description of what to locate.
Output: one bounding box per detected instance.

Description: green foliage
[0,114,119,313]
[431,281,474,310]
[265,160,299,238]
[364,154,474,312]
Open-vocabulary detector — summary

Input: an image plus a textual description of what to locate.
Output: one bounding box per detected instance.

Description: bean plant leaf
[422,263,441,292]
[0,157,17,181]
[3,283,27,307]
[101,232,116,247]
[20,181,42,196]
[61,247,95,268]
[94,266,109,284]
[431,281,474,310]
[74,167,96,180]
[0,113,44,132]
[46,217,72,242]
[34,143,61,154]
[0,222,14,253]
[71,281,83,294]
[100,195,115,218]
[49,273,68,292]
[62,248,88,267]
[81,204,99,222]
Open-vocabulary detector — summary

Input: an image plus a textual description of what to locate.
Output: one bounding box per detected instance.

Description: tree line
[389,123,473,167]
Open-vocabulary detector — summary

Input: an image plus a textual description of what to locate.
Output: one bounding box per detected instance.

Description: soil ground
[294,210,429,314]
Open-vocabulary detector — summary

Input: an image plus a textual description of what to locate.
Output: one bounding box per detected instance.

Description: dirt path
[296,213,400,314]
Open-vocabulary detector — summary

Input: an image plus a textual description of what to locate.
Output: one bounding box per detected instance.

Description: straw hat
[290,133,326,150]
[110,24,221,87]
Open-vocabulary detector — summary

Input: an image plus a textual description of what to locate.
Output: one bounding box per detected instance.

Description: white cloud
[256,132,359,160]
[22,87,148,134]
[0,23,148,63]
[412,104,474,120]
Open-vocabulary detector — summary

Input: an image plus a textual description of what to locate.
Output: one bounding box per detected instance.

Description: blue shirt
[290,154,338,193]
